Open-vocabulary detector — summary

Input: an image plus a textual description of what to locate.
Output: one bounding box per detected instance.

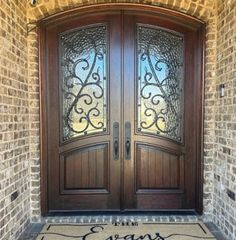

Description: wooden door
[122,13,203,211]
[42,9,204,213]
[45,13,122,212]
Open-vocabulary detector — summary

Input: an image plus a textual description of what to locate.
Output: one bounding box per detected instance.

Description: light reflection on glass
[137,25,184,142]
[60,25,108,141]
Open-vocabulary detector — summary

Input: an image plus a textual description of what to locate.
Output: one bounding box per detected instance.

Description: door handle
[113,122,119,160]
[125,139,130,158]
[125,122,131,160]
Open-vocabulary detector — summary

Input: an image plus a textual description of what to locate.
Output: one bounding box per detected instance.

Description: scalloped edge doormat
[36,221,216,240]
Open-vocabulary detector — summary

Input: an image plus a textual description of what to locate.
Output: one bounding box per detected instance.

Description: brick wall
[3,0,236,240]
[28,29,41,221]
[27,0,216,22]
[212,1,236,239]
[0,0,30,239]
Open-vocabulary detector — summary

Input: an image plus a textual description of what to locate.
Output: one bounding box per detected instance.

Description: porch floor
[18,215,227,240]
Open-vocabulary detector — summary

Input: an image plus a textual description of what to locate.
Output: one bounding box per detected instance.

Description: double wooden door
[43,10,203,213]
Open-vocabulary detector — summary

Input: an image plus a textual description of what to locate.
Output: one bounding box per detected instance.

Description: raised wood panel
[60,144,109,194]
[136,144,182,191]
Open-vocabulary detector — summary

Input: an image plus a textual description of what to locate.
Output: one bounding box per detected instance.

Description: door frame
[39,3,205,216]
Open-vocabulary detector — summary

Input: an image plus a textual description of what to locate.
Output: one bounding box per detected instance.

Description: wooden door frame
[39,3,205,216]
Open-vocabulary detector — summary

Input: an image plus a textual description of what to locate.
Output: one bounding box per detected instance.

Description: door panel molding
[60,143,109,194]
[39,5,204,216]
[135,143,184,191]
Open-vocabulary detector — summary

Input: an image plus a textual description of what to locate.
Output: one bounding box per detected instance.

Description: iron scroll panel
[59,24,108,141]
[137,24,184,142]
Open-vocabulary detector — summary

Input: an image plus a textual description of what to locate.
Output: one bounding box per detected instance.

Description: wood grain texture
[137,194,182,209]
[61,145,108,191]
[136,144,181,190]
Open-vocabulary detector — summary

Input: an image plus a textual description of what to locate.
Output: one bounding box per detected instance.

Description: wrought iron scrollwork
[137,25,184,142]
[60,24,108,141]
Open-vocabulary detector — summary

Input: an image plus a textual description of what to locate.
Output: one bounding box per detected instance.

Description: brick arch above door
[27,0,217,24]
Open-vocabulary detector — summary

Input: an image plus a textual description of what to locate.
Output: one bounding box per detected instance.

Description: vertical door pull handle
[125,122,131,160]
[126,140,130,157]
[113,122,119,160]
[114,140,119,159]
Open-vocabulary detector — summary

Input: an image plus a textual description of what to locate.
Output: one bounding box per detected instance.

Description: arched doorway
[40,5,204,215]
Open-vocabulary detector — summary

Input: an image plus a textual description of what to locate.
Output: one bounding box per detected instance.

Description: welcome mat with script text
[36,221,216,240]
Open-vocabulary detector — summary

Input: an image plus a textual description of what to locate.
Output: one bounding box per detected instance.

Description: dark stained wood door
[45,13,123,211]
[122,13,203,211]
[42,9,204,213]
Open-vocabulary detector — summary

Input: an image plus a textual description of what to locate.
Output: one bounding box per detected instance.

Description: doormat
[36,222,216,240]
